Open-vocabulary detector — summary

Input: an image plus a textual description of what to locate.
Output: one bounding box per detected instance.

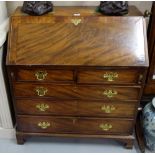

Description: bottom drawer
[17,116,133,135]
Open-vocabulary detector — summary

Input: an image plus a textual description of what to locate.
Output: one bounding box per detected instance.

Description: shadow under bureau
[6,6,149,148]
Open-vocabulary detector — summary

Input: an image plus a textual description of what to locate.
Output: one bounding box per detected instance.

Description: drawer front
[16,99,137,118]
[15,69,74,82]
[17,116,133,135]
[14,83,140,101]
[78,69,144,84]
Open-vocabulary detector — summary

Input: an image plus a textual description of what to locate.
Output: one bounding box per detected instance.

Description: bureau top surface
[7,6,149,67]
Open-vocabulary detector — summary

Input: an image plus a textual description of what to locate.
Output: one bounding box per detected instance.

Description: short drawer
[17,116,133,135]
[14,83,140,101]
[78,69,144,84]
[16,99,137,118]
[15,69,74,82]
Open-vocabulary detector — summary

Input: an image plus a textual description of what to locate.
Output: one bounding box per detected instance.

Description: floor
[0,136,148,153]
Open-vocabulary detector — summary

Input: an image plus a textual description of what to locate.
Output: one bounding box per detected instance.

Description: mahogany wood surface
[17,116,133,135]
[6,6,148,147]
[144,83,155,94]
[7,8,148,67]
[78,69,144,85]
[16,69,74,82]
[13,83,140,100]
[16,99,137,118]
[16,131,134,149]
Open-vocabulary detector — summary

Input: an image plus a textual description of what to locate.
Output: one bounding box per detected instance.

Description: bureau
[6,6,149,148]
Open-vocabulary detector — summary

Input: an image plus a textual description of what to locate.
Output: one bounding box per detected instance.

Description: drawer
[14,83,140,101]
[16,99,137,118]
[17,116,133,135]
[78,69,144,84]
[15,69,74,82]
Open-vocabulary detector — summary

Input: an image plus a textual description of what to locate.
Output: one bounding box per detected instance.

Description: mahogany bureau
[6,6,149,148]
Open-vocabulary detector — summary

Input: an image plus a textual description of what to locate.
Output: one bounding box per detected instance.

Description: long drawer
[13,83,140,100]
[17,116,133,135]
[16,99,137,118]
[14,68,144,85]
[78,69,144,84]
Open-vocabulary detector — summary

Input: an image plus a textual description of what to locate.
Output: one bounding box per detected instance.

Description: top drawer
[14,69,74,82]
[78,69,144,85]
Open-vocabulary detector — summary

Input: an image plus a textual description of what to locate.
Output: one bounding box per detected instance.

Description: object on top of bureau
[98,1,128,15]
[6,6,149,148]
[21,1,53,16]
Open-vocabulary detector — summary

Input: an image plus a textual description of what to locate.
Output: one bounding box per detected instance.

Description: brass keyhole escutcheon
[35,71,47,81]
[36,103,49,112]
[35,87,48,97]
[71,19,82,26]
[38,122,50,129]
[103,72,118,82]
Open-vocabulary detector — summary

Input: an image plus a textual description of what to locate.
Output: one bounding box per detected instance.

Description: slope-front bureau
[6,6,149,148]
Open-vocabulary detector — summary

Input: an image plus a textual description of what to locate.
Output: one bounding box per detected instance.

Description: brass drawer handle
[103,72,118,82]
[35,87,48,97]
[38,122,50,129]
[101,105,116,113]
[103,90,117,98]
[71,19,81,26]
[99,123,112,131]
[35,71,47,81]
[36,103,49,112]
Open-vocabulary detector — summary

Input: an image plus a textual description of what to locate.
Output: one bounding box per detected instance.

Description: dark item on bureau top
[99,1,128,15]
[21,1,53,16]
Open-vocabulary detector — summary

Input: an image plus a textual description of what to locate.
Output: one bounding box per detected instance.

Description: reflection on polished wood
[7,7,148,67]
[7,6,148,148]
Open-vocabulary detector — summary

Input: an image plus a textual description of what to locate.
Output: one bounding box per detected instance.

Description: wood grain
[7,7,148,67]
[16,69,74,82]
[16,99,138,118]
[17,116,133,135]
[78,69,144,84]
[6,6,148,147]
[13,83,141,101]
